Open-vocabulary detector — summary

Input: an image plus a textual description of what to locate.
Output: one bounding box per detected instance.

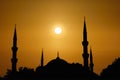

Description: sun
[54,27,62,34]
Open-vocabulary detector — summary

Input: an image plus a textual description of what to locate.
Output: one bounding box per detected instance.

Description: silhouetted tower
[11,24,18,73]
[82,18,89,70]
[41,49,44,67]
[90,47,94,72]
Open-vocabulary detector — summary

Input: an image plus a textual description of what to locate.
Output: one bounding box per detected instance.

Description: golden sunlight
[54,27,62,34]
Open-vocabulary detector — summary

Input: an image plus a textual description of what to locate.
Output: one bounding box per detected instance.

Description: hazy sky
[0,0,120,76]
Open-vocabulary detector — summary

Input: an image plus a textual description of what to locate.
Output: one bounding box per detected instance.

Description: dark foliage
[100,57,120,80]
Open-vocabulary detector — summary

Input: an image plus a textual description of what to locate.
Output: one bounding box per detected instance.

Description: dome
[45,56,69,75]
[46,57,68,67]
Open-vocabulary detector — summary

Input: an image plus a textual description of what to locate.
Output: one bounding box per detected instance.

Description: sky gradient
[0,0,120,76]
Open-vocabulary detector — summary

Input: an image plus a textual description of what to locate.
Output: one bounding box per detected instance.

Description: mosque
[10,18,99,80]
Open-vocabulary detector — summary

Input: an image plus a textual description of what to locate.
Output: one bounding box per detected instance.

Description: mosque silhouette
[4,18,100,80]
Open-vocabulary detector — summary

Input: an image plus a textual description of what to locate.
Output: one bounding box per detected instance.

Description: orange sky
[0,0,120,77]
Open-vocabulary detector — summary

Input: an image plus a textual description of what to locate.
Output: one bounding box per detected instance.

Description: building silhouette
[11,24,18,73]
[37,18,94,72]
[1,18,119,80]
[35,18,98,80]
[4,18,100,80]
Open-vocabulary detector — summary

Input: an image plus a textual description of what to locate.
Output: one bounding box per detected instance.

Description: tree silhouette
[100,57,120,80]
[18,67,34,80]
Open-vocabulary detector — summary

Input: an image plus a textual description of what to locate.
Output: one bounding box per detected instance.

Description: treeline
[0,57,119,80]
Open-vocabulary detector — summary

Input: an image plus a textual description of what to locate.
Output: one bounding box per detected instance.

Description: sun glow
[54,27,62,34]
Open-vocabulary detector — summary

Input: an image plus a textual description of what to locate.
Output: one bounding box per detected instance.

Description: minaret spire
[41,48,44,67]
[90,47,94,72]
[11,24,18,73]
[82,17,89,70]
[13,24,17,46]
[57,51,60,59]
[83,17,87,41]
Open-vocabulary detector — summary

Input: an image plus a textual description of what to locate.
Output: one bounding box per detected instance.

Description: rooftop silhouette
[0,18,120,80]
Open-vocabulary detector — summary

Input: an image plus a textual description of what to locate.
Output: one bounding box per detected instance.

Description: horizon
[0,0,120,77]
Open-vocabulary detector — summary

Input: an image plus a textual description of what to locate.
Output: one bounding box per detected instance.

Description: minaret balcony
[82,41,89,46]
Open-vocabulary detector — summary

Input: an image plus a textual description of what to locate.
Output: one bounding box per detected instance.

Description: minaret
[90,47,94,72]
[82,17,89,70]
[41,48,44,67]
[11,24,18,73]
